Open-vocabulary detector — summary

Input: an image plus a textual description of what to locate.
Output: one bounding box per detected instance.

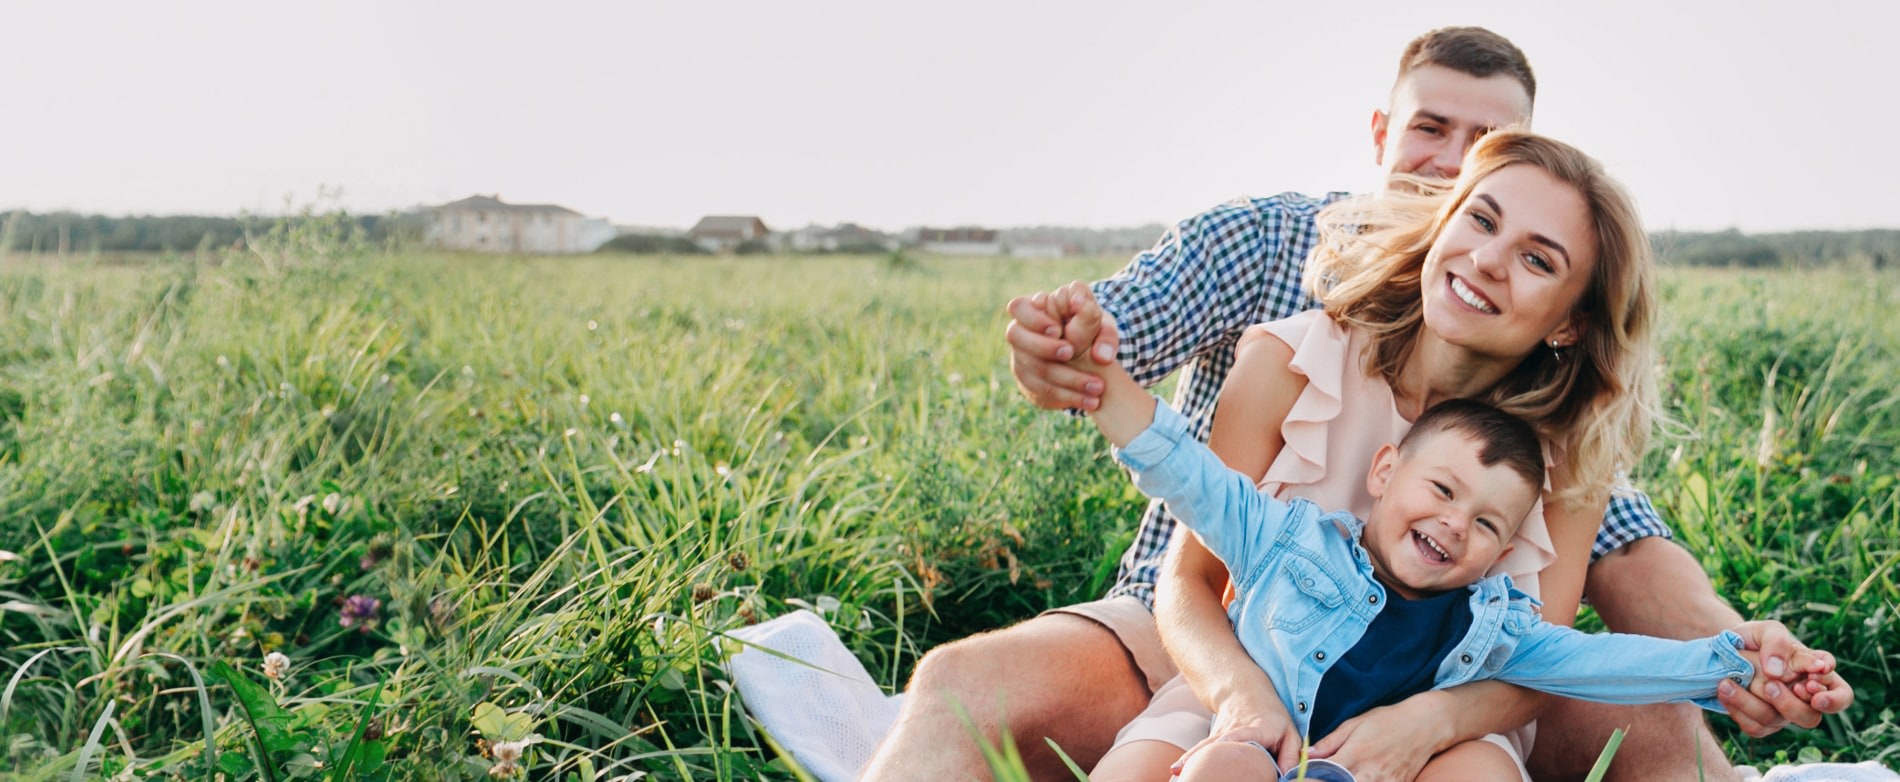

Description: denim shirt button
[1297,701,1307,713]
[1315,651,1326,662]
[1460,653,1473,665]
[1368,595,1379,605]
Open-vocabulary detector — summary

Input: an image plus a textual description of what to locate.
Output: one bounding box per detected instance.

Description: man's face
[1372,64,1533,184]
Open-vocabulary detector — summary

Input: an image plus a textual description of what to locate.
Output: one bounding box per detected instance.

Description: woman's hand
[1305,694,1455,782]
[1173,695,1304,776]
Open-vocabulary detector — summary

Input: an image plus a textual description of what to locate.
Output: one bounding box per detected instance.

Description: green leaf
[470,701,537,742]
[210,660,297,782]
[329,677,387,781]
[1583,727,1626,782]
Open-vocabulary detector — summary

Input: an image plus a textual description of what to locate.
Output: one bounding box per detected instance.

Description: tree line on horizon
[1,210,1894,269]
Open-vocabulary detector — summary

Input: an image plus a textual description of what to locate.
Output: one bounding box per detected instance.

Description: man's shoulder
[1195,191,1356,220]
[1173,191,1356,243]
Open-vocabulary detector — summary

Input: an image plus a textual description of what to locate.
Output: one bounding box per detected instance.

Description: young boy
[1070,320,1840,782]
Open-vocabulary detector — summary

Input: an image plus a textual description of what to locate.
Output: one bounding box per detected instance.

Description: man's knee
[905,613,1147,725]
[1529,700,1736,782]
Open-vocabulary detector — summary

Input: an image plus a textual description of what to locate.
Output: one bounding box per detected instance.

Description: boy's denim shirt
[1114,399,1754,737]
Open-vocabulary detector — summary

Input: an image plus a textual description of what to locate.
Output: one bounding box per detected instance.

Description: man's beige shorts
[1045,594,1179,696]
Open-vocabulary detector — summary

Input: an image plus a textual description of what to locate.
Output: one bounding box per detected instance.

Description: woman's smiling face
[1420,163,1599,360]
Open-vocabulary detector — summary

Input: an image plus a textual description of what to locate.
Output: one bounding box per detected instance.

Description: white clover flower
[262,651,290,681]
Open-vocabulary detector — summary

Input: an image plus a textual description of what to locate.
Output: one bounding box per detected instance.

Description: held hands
[1724,621,1854,736]
[1005,280,1120,410]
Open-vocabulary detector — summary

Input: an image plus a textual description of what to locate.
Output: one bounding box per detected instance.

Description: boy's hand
[1174,705,1303,777]
[1054,287,1120,374]
[1004,281,1119,410]
[1731,641,1851,729]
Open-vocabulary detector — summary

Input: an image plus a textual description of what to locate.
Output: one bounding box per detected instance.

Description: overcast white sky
[4,1,1896,233]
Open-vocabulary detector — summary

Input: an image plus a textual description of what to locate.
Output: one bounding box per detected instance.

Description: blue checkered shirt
[1094,193,1673,608]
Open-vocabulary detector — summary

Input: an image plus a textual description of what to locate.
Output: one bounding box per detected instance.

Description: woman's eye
[1525,253,1554,273]
[1470,212,1495,232]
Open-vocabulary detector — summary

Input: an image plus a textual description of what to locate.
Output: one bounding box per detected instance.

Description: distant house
[785,222,892,252]
[1007,234,1073,259]
[916,227,1001,256]
[689,215,771,252]
[425,195,616,254]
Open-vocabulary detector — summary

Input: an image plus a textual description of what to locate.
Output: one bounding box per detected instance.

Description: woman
[1084,129,1660,782]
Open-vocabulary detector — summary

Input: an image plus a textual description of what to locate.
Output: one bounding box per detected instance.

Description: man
[861,26,1848,782]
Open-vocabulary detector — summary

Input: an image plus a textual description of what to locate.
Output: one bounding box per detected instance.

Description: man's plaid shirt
[1092,193,1672,608]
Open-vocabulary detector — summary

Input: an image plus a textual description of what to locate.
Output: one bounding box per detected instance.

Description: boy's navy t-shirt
[1307,585,1474,739]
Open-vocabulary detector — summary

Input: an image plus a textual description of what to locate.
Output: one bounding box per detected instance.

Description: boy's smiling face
[1360,429,1540,599]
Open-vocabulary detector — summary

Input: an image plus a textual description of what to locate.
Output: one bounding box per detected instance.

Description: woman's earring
[1549,339,1567,364]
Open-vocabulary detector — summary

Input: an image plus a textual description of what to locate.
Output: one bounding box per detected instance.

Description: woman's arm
[1530,482,1610,630]
[1154,328,1306,764]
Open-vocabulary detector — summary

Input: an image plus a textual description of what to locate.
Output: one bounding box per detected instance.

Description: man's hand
[1722,621,1855,736]
[1005,281,1119,411]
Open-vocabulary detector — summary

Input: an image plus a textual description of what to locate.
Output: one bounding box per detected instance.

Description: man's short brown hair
[1398,26,1536,105]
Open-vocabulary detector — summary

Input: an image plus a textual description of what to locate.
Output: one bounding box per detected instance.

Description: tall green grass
[0,250,1891,779]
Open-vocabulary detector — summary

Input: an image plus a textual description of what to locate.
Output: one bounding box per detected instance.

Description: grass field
[0,245,1894,780]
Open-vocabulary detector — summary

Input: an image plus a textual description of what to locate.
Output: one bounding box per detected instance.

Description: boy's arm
[1063,296,1284,571]
[1589,535,1854,732]
[1053,291,1151,444]
[1489,619,1759,711]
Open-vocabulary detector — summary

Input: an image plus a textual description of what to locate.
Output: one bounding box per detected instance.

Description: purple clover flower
[340,594,381,631]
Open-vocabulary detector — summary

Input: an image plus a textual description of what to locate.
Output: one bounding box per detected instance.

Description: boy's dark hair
[1400,399,1545,491]
[1398,26,1537,105]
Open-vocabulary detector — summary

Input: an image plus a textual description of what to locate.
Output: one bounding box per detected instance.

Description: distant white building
[784,222,893,252]
[1007,235,1072,258]
[425,195,616,254]
[689,215,771,253]
[915,227,1001,256]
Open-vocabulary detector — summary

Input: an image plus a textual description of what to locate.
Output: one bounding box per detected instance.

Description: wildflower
[339,594,381,631]
[262,651,290,681]
[691,583,715,603]
[487,736,538,778]
[727,551,749,572]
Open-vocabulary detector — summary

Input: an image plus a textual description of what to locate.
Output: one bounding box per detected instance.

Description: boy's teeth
[1416,530,1448,560]
[1451,277,1497,313]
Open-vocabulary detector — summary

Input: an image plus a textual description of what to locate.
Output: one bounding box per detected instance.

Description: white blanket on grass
[725,610,1894,782]
[726,610,904,782]
[1739,763,1900,781]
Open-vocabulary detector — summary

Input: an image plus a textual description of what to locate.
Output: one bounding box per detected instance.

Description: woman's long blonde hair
[1306,129,1660,507]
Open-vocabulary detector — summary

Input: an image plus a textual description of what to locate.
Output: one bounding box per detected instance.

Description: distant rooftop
[432,195,582,216]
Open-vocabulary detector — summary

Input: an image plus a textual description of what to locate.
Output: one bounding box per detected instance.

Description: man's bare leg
[1527,699,1741,782]
[860,613,1154,781]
